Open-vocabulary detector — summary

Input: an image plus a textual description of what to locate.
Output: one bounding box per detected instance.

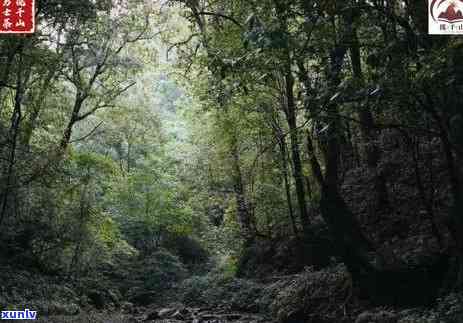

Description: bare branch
[76,81,136,122]
[197,11,242,28]
[167,33,200,59]
[70,121,104,143]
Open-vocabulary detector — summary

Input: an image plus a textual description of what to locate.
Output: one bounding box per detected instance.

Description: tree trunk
[419,85,463,284]
[306,132,374,278]
[296,48,372,265]
[21,68,58,147]
[0,50,28,227]
[230,133,254,245]
[283,71,311,234]
[302,8,375,279]
[0,39,22,107]
[278,134,298,236]
[349,21,390,213]
[60,94,85,152]
[273,0,311,234]
[408,135,442,247]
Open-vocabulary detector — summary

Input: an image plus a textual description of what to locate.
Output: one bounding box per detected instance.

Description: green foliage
[269,265,350,323]
[179,272,263,312]
[0,0,204,279]
[1,0,462,320]
[142,250,188,290]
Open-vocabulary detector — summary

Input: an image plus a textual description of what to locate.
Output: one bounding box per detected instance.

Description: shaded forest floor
[1,259,463,323]
[1,131,462,323]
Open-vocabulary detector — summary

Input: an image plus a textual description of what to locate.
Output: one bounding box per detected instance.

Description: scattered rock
[44,301,80,316]
[107,289,122,305]
[158,308,177,318]
[144,310,160,321]
[129,317,143,323]
[64,303,80,316]
[355,310,398,323]
[121,301,135,314]
[171,309,186,320]
[223,313,242,320]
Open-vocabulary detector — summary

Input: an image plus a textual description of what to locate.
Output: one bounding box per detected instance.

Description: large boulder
[158,308,177,318]
[121,301,135,314]
[42,301,80,316]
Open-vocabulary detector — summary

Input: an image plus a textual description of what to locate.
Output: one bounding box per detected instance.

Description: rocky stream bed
[138,306,268,323]
[35,305,270,323]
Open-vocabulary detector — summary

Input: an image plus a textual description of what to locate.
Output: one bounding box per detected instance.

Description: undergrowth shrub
[141,250,188,290]
[163,235,210,271]
[435,292,463,322]
[179,272,264,312]
[268,265,351,323]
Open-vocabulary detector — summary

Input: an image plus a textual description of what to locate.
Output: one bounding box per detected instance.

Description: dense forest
[1,0,463,322]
